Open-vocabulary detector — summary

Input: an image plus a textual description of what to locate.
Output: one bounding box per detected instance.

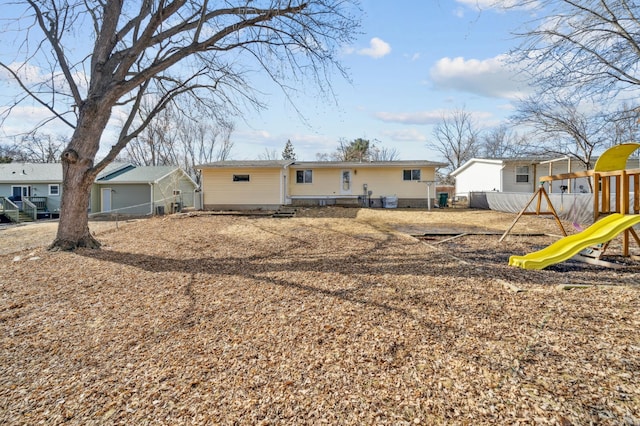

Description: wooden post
[621,171,629,256]
[593,173,600,221]
[621,170,628,216]
[499,184,567,242]
[602,176,610,213]
[633,173,640,214]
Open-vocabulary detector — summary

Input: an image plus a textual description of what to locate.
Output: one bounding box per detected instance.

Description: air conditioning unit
[173,190,181,195]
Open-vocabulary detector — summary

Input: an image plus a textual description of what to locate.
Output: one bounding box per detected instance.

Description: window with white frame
[48,184,60,195]
[296,169,313,183]
[403,169,421,181]
[515,166,529,183]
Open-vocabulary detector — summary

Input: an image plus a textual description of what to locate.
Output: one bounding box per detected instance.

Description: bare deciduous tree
[370,145,400,161]
[512,96,612,193]
[0,1,360,250]
[332,138,371,161]
[123,102,180,167]
[257,148,279,160]
[511,0,640,100]
[6,132,67,163]
[328,137,399,162]
[180,120,234,186]
[429,108,481,173]
[609,103,640,147]
[315,152,330,161]
[481,124,531,158]
[120,99,235,186]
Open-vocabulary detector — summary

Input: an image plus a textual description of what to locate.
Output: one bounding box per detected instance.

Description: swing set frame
[499,164,640,264]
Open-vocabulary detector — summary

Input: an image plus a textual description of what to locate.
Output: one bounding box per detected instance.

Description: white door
[340,170,352,195]
[101,188,112,212]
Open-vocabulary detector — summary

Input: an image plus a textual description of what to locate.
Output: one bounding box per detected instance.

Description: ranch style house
[197,160,447,210]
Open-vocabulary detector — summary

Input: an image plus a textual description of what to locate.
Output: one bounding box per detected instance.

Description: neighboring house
[93,165,198,215]
[1,162,197,222]
[0,163,63,220]
[451,156,593,197]
[197,160,447,210]
[451,153,640,223]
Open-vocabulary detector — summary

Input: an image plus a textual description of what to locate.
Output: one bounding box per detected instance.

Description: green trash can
[438,192,449,208]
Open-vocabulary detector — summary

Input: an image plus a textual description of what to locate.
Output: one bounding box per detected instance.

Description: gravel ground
[0,208,638,425]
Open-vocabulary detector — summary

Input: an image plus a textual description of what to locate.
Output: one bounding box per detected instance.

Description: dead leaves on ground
[1,210,639,424]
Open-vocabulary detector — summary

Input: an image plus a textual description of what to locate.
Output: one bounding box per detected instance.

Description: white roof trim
[450,158,504,177]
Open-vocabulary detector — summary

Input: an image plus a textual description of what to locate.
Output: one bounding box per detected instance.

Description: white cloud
[0,61,87,94]
[374,108,495,126]
[374,110,444,125]
[429,55,531,100]
[231,128,338,161]
[381,128,428,142]
[357,37,391,59]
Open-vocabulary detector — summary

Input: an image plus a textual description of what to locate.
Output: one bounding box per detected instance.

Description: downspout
[283,162,292,205]
[149,182,154,215]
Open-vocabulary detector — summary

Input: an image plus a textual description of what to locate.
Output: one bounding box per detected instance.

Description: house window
[296,170,313,183]
[49,184,60,196]
[515,166,529,183]
[233,174,250,182]
[403,169,421,181]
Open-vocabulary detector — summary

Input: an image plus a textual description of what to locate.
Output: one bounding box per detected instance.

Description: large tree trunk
[49,161,100,251]
[49,101,111,251]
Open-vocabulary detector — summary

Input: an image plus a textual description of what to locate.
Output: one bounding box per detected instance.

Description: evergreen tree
[282,139,296,160]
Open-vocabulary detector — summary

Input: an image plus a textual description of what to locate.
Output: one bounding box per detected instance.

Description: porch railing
[22,198,38,221]
[0,196,20,223]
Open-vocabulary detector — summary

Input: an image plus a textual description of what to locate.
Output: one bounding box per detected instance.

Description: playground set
[504,143,640,270]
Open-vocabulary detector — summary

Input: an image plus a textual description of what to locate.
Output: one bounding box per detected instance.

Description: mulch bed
[0,209,638,424]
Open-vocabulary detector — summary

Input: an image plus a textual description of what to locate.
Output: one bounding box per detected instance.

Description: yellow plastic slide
[509,213,640,270]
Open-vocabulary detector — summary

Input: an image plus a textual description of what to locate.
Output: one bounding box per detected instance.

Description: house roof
[0,162,136,183]
[450,158,504,177]
[96,165,185,184]
[96,162,136,179]
[197,160,447,169]
[197,160,292,169]
[0,163,62,182]
[0,162,195,187]
[289,160,447,168]
[450,157,555,177]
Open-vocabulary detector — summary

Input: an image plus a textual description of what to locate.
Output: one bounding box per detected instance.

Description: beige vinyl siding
[289,168,342,197]
[289,167,434,198]
[354,167,432,198]
[202,167,282,206]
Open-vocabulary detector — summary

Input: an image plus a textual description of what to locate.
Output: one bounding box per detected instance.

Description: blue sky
[0,1,536,163]
[234,0,534,161]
